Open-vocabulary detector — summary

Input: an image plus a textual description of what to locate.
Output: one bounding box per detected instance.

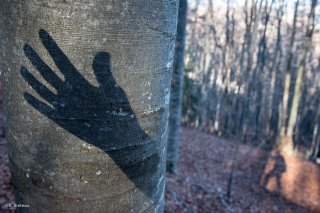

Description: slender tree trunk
[311,120,320,160]
[252,0,273,138]
[240,0,263,139]
[167,0,188,174]
[199,23,213,130]
[221,4,236,136]
[213,0,233,135]
[189,0,201,68]
[286,0,318,139]
[309,90,320,159]
[269,0,284,137]
[279,0,299,137]
[0,1,178,212]
[233,0,250,136]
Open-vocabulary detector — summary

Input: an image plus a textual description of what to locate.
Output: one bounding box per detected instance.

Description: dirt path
[164,127,316,213]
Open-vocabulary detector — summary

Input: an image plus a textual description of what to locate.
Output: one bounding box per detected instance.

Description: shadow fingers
[23,92,55,118]
[23,44,63,89]
[39,29,88,83]
[21,66,58,105]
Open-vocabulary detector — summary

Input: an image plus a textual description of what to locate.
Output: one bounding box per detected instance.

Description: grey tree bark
[279,0,299,138]
[269,0,284,137]
[239,0,263,138]
[286,0,318,139]
[0,0,178,212]
[252,0,273,138]
[166,0,188,174]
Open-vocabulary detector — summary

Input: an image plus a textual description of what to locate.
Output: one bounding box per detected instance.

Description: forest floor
[164,128,320,213]
[0,126,319,212]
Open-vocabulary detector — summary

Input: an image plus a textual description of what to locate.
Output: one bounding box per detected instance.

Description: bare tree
[269,0,285,137]
[285,0,318,150]
[167,0,188,174]
[279,0,299,141]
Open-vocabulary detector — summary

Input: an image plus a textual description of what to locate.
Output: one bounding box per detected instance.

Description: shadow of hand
[21,29,160,198]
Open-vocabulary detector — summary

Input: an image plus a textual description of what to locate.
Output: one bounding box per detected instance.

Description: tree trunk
[279,0,299,138]
[252,0,273,138]
[240,0,263,138]
[166,0,188,174]
[269,0,284,137]
[0,1,178,212]
[286,0,318,139]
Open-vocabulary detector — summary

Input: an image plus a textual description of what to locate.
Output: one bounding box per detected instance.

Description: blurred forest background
[182,0,320,159]
[166,0,320,212]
